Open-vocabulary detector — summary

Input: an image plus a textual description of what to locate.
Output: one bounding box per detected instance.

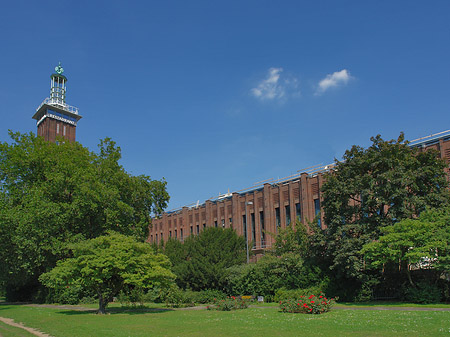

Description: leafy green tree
[0,132,169,300]
[319,133,449,299]
[361,207,450,287]
[163,227,246,291]
[225,252,325,300]
[321,134,448,278]
[40,232,175,314]
[269,221,309,257]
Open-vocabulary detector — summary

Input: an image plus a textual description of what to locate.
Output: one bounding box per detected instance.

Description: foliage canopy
[40,232,175,313]
[362,207,450,287]
[0,132,169,299]
[321,133,449,281]
[162,227,246,291]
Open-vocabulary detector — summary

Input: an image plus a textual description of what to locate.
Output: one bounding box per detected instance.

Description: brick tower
[32,63,82,142]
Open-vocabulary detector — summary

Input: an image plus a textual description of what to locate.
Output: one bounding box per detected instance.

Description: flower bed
[207,296,250,311]
[279,294,336,314]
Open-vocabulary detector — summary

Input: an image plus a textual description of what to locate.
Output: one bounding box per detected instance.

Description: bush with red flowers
[279,294,336,314]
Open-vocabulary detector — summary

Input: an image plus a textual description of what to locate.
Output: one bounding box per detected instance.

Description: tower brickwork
[32,63,81,142]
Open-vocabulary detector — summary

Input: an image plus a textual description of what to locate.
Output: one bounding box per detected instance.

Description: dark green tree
[163,227,246,291]
[0,132,169,300]
[319,133,449,299]
[40,232,175,314]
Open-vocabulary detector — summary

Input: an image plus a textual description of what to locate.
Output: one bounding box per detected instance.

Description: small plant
[279,294,336,314]
[207,296,250,311]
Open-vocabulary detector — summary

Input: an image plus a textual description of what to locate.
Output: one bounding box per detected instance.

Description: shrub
[225,254,326,301]
[279,294,336,314]
[403,282,442,304]
[207,296,250,311]
[45,283,95,305]
[274,286,324,302]
[185,289,227,304]
[117,288,144,307]
[79,296,97,304]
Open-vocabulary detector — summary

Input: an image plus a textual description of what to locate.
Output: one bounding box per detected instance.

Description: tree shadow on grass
[57,307,174,315]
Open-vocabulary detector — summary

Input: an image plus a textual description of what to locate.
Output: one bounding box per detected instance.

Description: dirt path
[0,317,52,337]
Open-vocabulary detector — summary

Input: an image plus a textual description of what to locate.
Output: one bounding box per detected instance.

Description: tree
[319,133,449,298]
[39,232,175,314]
[163,227,246,291]
[0,132,169,300]
[361,207,450,287]
[269,221,309,257]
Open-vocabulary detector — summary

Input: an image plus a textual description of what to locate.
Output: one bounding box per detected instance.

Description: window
[196,225,199,235]
[260,211,265,248]
[203,223,206,229]
[63,125,66,136]
[175,230,177,239]
[169,231,172,238]
[222,219,225,228]
[190,226,193,235]
[285,205,291,226]
[295,203,301,222]
[56,124,60,134]
[155,234,158,244]
[275,207,280,232]
[229,217,233,228]
[242,215,247,238]
[180,228,183,241]
[214,221,218,228]
[251,213,256,248]
[314,199,321,227]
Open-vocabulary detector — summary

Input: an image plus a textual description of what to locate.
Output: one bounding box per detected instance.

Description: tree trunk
[98,293,107,314]
[406,264,415,288]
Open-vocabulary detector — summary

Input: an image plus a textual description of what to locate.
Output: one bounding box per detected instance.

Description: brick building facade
[150,131,450,254]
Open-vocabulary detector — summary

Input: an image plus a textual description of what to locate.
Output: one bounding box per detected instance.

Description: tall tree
[0,132,169,300]
[40,232,175,314]
[163,227,246,291]
[320,133,449,296]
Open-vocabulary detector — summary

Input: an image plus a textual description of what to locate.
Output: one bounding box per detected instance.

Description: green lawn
[0,303,449,337]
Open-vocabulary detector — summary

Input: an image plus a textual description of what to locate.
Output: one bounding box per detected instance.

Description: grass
[0,303,449,336]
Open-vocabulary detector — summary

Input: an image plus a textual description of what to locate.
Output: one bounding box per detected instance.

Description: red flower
[297,303,300,306]
[308,295,314,299]
[311,300,314,304]
[319,295,323,298]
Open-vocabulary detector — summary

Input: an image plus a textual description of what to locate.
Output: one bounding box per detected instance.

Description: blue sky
[1,1,449,210]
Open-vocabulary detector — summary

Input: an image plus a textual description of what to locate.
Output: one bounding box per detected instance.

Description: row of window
[151,200,321,245]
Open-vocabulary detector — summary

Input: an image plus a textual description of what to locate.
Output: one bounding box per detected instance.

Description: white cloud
[251,68,300,101]
[316,69,352,95]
